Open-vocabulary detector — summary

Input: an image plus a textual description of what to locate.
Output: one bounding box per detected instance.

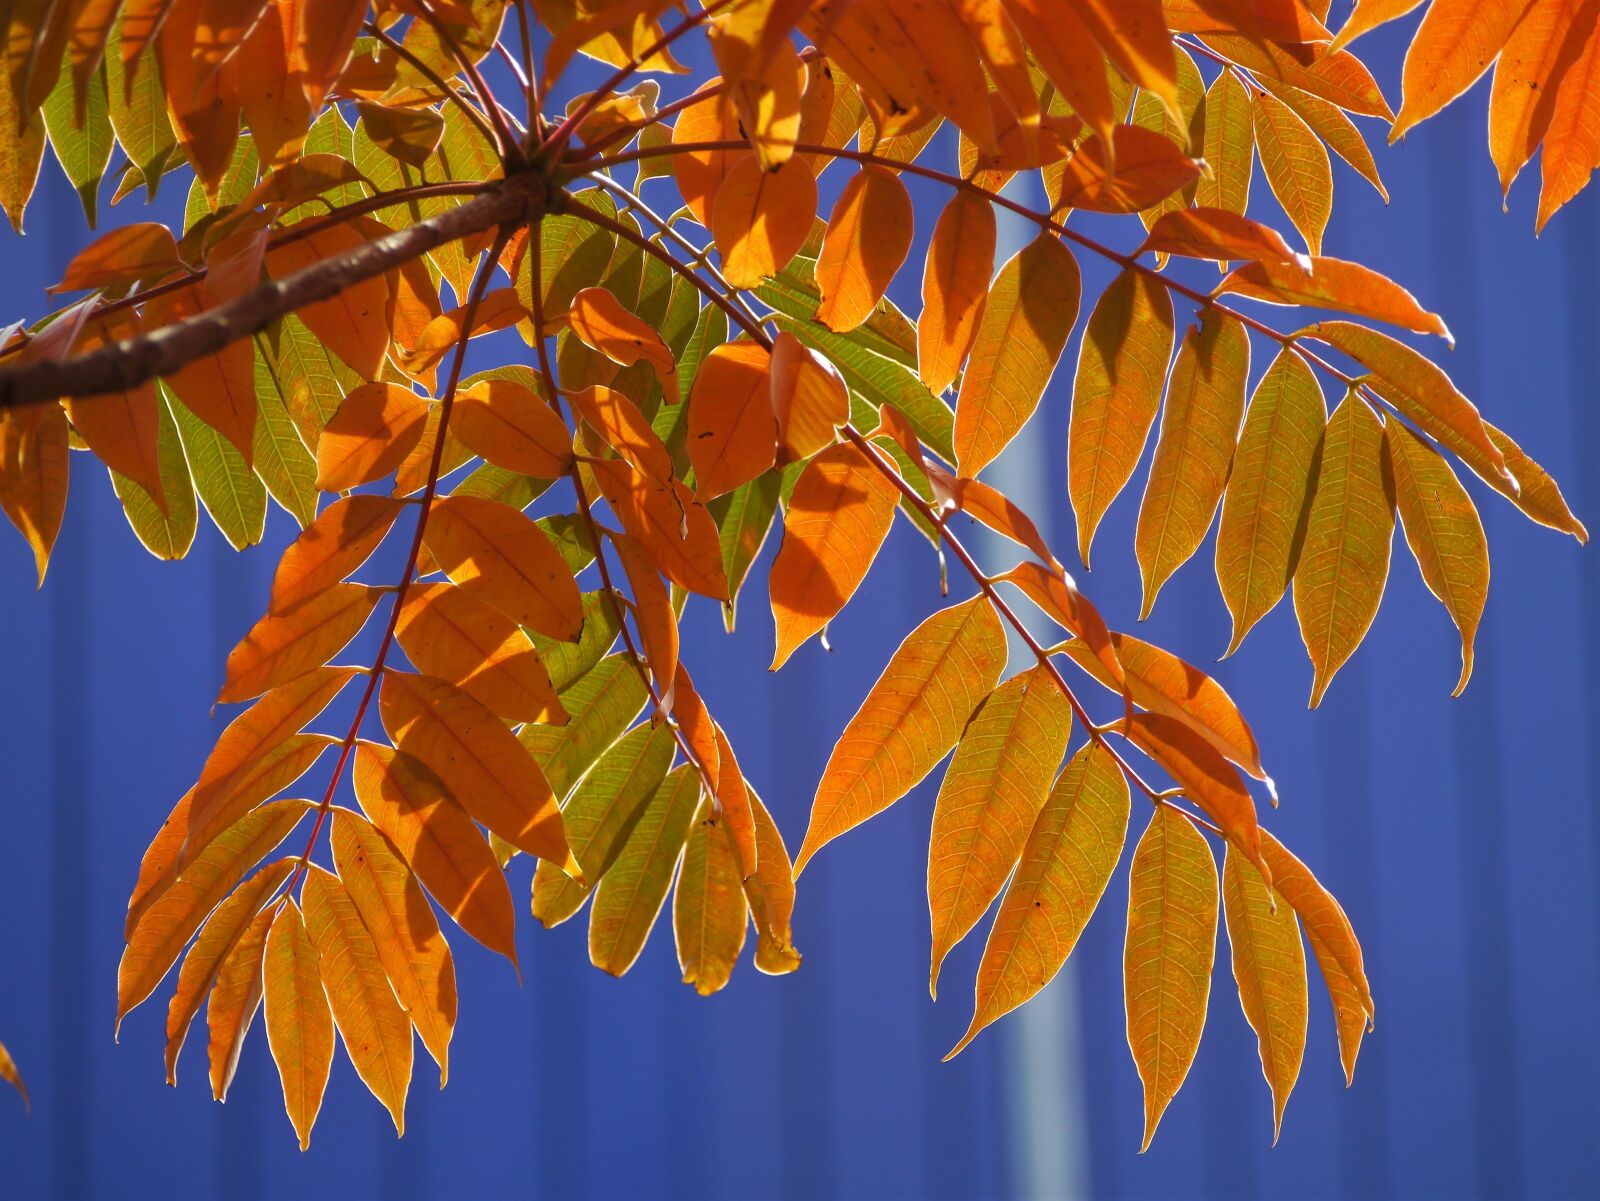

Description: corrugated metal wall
[3,26,1599,1200]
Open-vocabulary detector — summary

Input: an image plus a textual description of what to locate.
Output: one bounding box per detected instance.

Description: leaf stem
[412,0,522,162]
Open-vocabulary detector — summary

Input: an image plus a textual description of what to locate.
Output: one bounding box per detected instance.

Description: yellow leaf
[1215,346,1326,654]
[1384,419,1490,695]
[314,382,429,492]
[1482,419,1587,540]
[1195,72,1255,216]
[1134,312,1251,618]
[815,165,914,332]
[954,232,1081,479]
[379,671,576,873]
[1292,393,1394,707]
[1253,91,1332,255]
[918,190,996,396]
[1068,267,1175,566]
[687,339,776,499]
[423,494,585,641]
[395,580,568,725]
[1222,846,1308,1143]
[263,901,335,1152]
[672,797,750,995]
[710,154,817,288]
[302,865,413,1135]
[352,742,520,968]
[270,495,406,613]
[589,764,702,976]
[946,741,1129,1057]
[928,665,1073,996]
[769,442,900,670]
[219,583,382,704]
[1125,804,1218,1152]
[795,596,1007,874]
[743,789,802,973]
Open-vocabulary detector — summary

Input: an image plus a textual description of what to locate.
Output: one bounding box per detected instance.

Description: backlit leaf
[263,901,335,1152]
[795,596,1007,874]
[1068,267,1176,566]
[1125,805,1218,1152]
[1253,91,1332,255]
[219,583,382,704]
[918,190,996,396]
[672,797,750,995]
[946,741,1129,1057]
[686,339,776,499]
[815,165,914,332]
[928,665,1073,996]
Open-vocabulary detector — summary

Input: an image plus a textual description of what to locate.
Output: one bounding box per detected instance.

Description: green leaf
[519,654,650,801]
[106,15,178,202]
[709,470,782,631]
[529,591,621,691]
[42,60,114,227]
[167,385,267,550]
[250,334,319,528]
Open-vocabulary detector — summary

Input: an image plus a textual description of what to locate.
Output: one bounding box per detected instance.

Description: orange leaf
[379,671,576,873]
[1067,0,1178,104]
[144,284,259,465]
[164,857,293,1087]
[687,339,776,500]
[329,809,456,1085]
[668,662,723,795]
[1384,419,1489,695]
[0,402,69,585]
[292,0,367,109]
[946,741,1129,1057]
[1391,0,1533,141]
[610,531,679,695]
[710,720,759,878]
[263,901,335,1152]
[184,668,356,864]
[1061,632,1268,784]
[999,0,1115,145]
[769,441,900,670]
[815,165,914,332]
[422,494,585,641]
[954,232,1081,479]
[1489,0,1593,199]
[1053,124,1202,213]
[671,82,749,227]
[352,742,520,968]
[396,288,527,379]
[1260,831,1375,1085]
[1215,346,1326,654]
[710,154,817,288]
[314,383,429,492]
[1123,712,1266,878]
[219,583,382,704]
[302,865,413,1134]
[918,190,996,396]
[742,789,802,973]
[924,462,1058,569]
[587,458,730,599]
[928,665,1073,996]
[795,596,1007,874]
[53,222,180,293]
[1291,393,1395,707]
[768,331,849,464]
[1068,267,1176,566]
[568,286,679,402]
[1134,312,1251,618]
[1140,207,1302,265]
[267,222,392,380]
[568,384,675,484]
[394,580,568,724]
[206,906,273,1102]
[452,379,573,479]
[1217,256,1452,340]
[270,495,407,613]
[118,801,310,1028]
[64,316,165,512]
[1124,804,1218,1152]
[1000,561,1126,698]
[1222,845,1308,1142]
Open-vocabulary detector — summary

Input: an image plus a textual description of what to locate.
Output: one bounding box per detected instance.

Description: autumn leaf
[795,596,1007,874]
[1125,805,1218,1152]
[263,901,335,1152]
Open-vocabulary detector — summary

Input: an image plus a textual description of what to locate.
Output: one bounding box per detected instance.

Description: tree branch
[0,179,547,410]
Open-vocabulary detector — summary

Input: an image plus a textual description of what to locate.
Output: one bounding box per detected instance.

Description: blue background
[2,22,1598,1201]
